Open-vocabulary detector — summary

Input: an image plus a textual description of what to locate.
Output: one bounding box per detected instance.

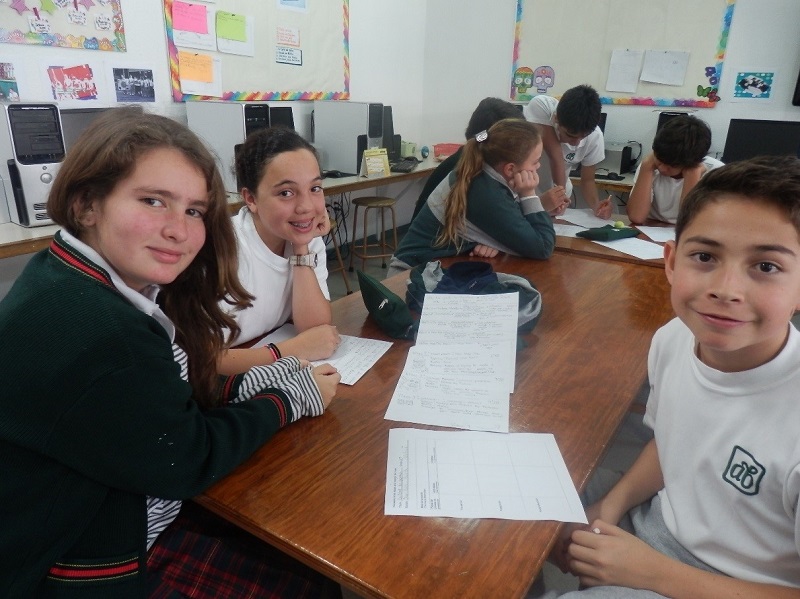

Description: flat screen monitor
[597,112,607,134]
[269,106,295,130]
[657,111,684,132]
[721,119,800,163]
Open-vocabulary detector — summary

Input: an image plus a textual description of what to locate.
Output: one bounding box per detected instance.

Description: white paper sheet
[385,428,587,523]
[592,237,665,260]
[641,50,690,86]
[635,225,675,244]
[384,344,511,433]
[415,293,517,392]
[561,208,612,229]
[255,324,392,386]
[554,223,587,238]
[606,49,644,93]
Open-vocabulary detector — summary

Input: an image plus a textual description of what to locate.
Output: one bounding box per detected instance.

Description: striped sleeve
[221,357,325,421]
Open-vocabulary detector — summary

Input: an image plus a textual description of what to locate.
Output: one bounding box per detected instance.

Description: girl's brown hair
[48,105,251,409]
[437,119,542,248]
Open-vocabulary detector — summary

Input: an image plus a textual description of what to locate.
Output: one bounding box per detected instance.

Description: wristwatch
[288,253,318,268]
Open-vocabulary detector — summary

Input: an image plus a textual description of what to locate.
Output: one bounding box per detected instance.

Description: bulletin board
[0,0,126,52]
[511,0,735,108]
[163,0,349,102]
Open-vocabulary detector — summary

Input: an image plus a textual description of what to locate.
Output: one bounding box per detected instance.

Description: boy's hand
[311,363,340,408]
[594,196,613,220]
[540,185,568,212]
[568,520,665,589]
[641,153,657,171]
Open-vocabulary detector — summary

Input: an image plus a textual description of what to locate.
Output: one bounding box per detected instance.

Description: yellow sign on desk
[360,148,391,179]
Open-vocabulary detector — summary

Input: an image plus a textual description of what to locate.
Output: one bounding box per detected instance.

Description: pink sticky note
[173,1,208,35]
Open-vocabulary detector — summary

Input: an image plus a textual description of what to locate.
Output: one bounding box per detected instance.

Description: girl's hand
[469,244,499,258]
[311,363,341,407]
[510,169,539,198]
[280,325,341,361]
[316,213,332,237]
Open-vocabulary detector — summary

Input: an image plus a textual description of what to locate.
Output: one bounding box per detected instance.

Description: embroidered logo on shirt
[723,445,764,496]
[566,152,576,162]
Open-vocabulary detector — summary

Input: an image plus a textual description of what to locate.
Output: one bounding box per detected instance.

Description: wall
[2,0,800,295]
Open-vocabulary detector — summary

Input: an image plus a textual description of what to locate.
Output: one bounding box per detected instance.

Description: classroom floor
[329,230,653,598]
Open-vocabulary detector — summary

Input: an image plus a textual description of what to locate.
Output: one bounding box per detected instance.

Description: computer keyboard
[390,158,420,173]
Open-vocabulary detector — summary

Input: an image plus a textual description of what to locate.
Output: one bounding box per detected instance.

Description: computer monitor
[597,112,607,134]
[656,111,684,132]
[721,118,800,163]
[269,106,295,130]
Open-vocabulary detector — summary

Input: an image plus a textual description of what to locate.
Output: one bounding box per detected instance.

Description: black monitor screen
[7,104,65,164]
[598,112,607,134]
[269,106,295,130]
[721,118,800,163]
[657,111,684,132]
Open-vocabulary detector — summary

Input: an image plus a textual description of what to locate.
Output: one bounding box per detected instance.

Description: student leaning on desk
[523,84,613,220]
[546,156,800,598]
[388,119,557,275]
[626,115,724,225]
[0,106,339,598]
[411,96,523,221]
[217,127,341,375]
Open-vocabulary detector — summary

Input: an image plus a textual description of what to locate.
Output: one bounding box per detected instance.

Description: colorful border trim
[511,0,735,108]
[0,1,125,52]
[164,0,349,103]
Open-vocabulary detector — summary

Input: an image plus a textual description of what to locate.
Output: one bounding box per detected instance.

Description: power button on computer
[41,172,53,184]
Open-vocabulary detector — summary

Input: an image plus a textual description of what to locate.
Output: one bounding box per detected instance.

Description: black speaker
[367,103,383,139]
[356,134,367,173]
[382,106,397,160]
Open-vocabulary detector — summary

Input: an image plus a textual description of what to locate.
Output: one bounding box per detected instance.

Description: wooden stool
[348,196,398,271]
[326,216,351,294]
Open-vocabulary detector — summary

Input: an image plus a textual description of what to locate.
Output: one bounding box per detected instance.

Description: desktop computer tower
[186,100,314,193]
[1,103,65,227]
[312,101,384,174]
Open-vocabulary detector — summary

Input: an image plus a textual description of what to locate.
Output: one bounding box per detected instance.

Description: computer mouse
[324,170,343,178]
[607,172,623,181]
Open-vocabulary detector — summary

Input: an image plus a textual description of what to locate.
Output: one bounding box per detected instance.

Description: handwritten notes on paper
[384,293,518,432]
[385,344,510,432]
[385,429,587,522]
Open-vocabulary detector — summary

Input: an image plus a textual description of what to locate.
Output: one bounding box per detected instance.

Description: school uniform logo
[723,445,765,496]
[566,152,576,162]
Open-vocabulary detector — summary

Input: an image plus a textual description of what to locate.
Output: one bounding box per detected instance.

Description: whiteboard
[511,0,736,108]
[163,0,349,101]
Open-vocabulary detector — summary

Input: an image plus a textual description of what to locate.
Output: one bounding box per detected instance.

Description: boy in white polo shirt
[551,156,800,598]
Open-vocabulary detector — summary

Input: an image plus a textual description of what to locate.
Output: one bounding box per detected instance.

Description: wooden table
[196,252,674,598]
[0,158,438,260]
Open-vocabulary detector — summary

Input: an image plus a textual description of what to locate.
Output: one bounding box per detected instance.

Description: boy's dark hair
[464,98,523,138]
[653,115,712,168]
[555,84,601,135]
[676,155,800,241]
[235,126,318,193]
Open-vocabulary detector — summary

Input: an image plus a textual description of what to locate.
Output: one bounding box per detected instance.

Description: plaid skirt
[147,502,341,599]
